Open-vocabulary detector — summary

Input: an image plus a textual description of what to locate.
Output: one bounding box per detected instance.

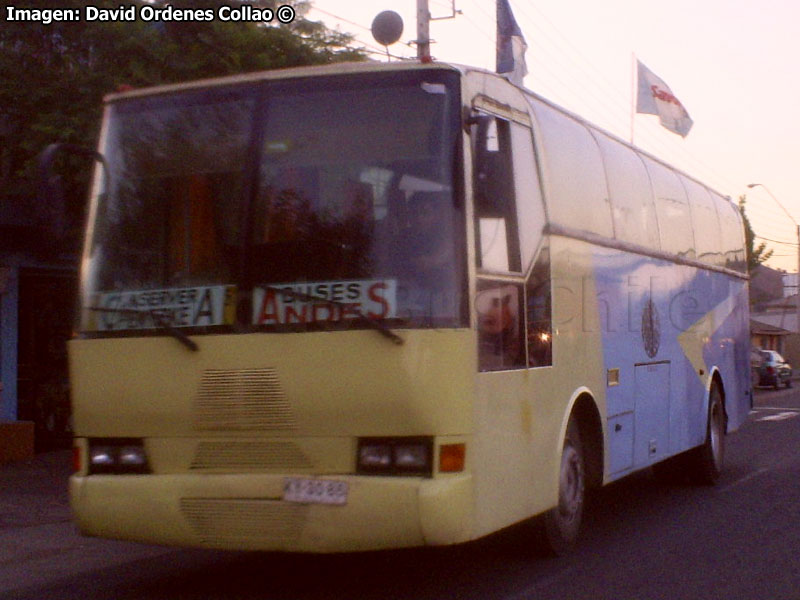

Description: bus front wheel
[542,417,585,555]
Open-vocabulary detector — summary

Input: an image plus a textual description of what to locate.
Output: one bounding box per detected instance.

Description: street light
[747,183,800,347]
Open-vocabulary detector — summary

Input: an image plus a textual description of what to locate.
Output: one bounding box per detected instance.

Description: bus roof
[105,58,732,204]
[103,60,464,104]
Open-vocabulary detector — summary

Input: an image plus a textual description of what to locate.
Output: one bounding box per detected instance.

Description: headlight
[358,444,392,468]
[118,445,148,466]
[88,439,150,474]
[394,443,429,469]
[357,437,432,476]
[89,447,115,467]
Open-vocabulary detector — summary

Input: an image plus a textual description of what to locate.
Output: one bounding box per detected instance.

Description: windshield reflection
[81,71,467,335]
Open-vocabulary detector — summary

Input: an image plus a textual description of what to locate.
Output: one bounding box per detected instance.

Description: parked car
[750,347,764,389]
[757,350,793,389]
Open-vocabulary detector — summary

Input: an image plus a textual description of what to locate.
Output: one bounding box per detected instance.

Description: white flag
[636,60,693,137]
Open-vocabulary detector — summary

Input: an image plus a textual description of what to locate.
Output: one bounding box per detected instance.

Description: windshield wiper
[85,306,199,352]
[260,285,404,346]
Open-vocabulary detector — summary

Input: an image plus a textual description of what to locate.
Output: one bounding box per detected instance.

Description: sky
[309,0,800,272]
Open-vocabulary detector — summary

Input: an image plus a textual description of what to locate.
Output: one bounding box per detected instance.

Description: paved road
[2,387,799,600]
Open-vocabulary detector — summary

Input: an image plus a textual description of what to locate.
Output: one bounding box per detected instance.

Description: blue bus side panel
[590,246,749,477]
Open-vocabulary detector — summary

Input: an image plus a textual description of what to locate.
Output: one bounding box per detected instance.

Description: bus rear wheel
[542,418,585,555]
[688,383,726,485]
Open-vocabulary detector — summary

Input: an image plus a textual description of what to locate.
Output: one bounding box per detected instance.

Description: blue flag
[496,0,527,86]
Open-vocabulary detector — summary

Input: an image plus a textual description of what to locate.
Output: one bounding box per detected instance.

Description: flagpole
[630,52,636,145]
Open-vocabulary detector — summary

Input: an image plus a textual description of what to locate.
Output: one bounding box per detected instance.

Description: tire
[687,384,726,485]
[542,418,585,555]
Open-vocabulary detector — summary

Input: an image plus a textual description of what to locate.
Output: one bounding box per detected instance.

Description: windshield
[79,70,466,336]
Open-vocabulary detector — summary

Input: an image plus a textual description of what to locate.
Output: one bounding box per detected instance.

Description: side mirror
[38,143,109,243]
[464,112,493,137]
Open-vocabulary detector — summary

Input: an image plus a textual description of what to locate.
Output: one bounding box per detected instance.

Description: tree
[0,0,366,253]
[739,195,773,274]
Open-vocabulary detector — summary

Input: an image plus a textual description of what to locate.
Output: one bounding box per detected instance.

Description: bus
[69,60,751,554]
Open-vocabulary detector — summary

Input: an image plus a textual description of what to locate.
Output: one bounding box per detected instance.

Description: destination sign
[85,285,237,331]
[253,280,397,325]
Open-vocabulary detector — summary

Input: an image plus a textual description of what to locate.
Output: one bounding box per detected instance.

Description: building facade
[1,189,79,460]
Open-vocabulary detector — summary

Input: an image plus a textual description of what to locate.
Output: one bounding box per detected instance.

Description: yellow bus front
[69,64,481,552]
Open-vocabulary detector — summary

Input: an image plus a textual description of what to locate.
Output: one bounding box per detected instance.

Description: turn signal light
[72,446,81,473]
[439,443,466,473]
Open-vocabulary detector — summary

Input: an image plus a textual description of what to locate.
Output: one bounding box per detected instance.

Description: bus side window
[477,280,525,371]
[525,244,552,367]
[472,115,522,273]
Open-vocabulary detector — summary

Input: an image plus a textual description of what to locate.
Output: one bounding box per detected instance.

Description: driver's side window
[472,115,522,273]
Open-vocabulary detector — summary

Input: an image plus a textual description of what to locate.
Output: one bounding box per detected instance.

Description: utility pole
[415,1,460,62]
[416,0,431,61]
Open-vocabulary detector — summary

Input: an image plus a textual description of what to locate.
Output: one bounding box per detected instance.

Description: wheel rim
[558,444,584,523]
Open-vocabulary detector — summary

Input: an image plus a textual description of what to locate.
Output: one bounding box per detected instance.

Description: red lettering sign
[650,85,684,109]
[253,280,397,325]
[367,282,390,319]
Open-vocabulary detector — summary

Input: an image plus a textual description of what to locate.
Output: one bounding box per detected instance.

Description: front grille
[180,498,307,547]
[194,368,297,431]
[190,440,314,470]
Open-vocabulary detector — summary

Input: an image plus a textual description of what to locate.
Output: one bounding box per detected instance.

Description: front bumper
[70,471,473,552]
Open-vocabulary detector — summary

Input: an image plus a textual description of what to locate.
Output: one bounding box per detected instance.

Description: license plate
[283,477,348,506]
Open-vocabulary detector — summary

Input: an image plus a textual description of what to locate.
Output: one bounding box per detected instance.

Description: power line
[754,235,799,247]
[309,2,795,261]
[311,6,372,33]
[498,0,747,198]
[307,6,415,59]
[458,10,497,47]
